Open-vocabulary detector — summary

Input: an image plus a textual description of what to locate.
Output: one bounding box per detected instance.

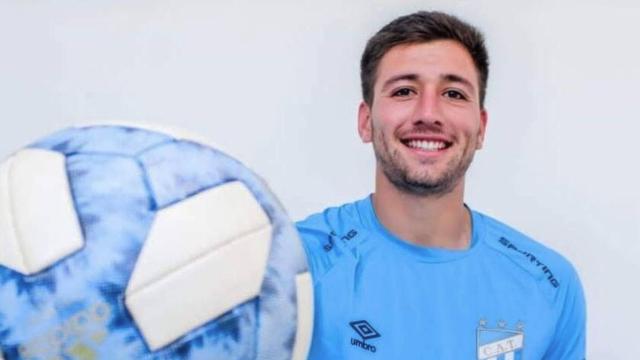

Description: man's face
[358,40,488,196]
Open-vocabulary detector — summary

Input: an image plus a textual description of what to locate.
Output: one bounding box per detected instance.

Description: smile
[403,139,451,152]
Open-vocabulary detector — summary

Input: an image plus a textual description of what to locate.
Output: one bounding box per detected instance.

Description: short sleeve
[542,266,586,359]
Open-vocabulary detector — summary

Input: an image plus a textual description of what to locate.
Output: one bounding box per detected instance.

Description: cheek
[372,121,400,144]
[447,111,483,138]
[372,104,410,132]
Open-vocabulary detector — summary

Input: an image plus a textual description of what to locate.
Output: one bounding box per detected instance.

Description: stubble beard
[372,126,476,197]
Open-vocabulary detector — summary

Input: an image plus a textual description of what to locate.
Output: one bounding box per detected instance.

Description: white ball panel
[125,225,272,350]
[126,181,271,293]
[0,154,27,273]
[292,272,314,360]
[0,149,84,275]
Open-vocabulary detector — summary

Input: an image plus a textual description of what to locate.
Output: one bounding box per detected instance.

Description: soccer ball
[0,124,312,360]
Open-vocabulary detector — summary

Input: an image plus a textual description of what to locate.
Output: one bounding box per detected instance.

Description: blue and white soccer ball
[0,125,312,359]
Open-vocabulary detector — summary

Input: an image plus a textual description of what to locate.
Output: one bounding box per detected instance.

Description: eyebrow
[380,73,419,92]
[379,72,476,93]
[441,73,476,92]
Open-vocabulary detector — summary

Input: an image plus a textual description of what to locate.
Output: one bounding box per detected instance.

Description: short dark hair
[360,11,489,108]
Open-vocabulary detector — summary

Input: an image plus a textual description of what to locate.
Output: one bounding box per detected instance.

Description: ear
[476,109,488,150]
[358,101,373,143]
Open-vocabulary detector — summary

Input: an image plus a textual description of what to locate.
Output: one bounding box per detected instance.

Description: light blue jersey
[296,196,585,359]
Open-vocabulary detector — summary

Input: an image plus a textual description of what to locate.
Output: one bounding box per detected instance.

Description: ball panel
[137,141,244,209]
[125,225,272,351]
[292,272,313,360]
[149,300,260,360]
[0,149,83,275]
[74,121,227,156]
[0,154,26,274]
[29,126,174,157]
[125,181,271,295]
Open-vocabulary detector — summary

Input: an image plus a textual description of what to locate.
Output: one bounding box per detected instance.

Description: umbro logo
[349,320,380,353]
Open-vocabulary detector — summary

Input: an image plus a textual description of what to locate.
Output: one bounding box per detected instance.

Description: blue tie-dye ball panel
[0,125,305,359]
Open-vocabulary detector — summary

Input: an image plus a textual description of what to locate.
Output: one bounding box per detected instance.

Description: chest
[309,251,557,359]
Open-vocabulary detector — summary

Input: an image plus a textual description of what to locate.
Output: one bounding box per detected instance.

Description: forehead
[375,40,479,89]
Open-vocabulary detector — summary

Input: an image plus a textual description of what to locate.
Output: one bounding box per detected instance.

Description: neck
[372,169,471,250]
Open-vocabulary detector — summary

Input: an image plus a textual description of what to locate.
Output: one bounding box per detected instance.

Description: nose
[413,89,443,126]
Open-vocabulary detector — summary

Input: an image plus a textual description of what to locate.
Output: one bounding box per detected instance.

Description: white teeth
[406,140,446,151]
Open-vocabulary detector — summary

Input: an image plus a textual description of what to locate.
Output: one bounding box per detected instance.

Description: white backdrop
[1,0,638,358]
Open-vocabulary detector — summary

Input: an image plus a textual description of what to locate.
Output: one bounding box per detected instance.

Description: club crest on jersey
[476,319,524,360]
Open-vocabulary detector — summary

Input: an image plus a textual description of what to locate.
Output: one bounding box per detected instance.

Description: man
[296,11,586,359]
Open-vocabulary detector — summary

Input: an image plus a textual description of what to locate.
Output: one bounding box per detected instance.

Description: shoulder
[295,198,370,282]
[296,200,362,237]
[476,210,582,302]
[476,211,586,354]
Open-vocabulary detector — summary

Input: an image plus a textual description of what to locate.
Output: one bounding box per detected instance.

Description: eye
[443,90,467,100]
[391,88,414,97]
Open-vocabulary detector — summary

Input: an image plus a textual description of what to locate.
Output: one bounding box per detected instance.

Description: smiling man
[296,11,585,360]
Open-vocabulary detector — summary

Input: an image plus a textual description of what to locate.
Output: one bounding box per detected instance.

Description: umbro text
[351,338,377,353]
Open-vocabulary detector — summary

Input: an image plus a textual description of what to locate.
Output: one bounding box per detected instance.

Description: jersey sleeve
[542,265,586,359]
[295,221,330,283]
[295,212,345,284]
[295,204,366,284]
